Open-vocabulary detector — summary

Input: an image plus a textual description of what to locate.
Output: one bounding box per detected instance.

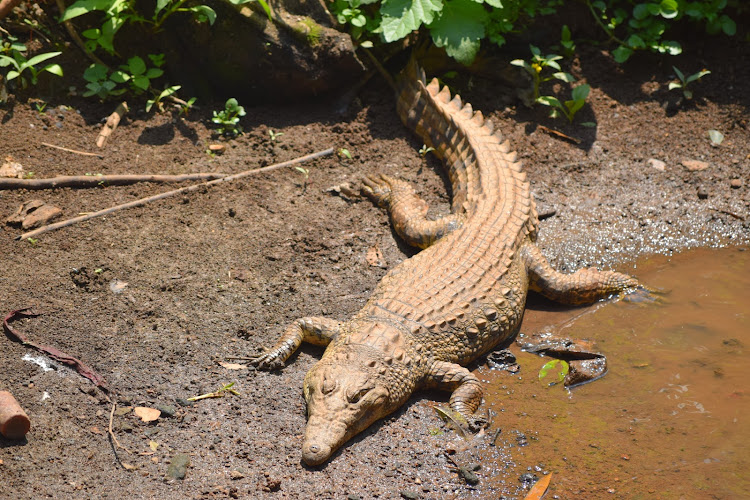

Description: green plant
[268,129,284,142]
[295,166,310,191]
[337,148,352,160]
[511,45,575,101]
[146,85,180,112]
[34,101,48,114]
[537,84,591,122]
[0,49,62,89]
[212,98,246,136]
[82,55,164,99]
[668,66,710,99]
[419,144,435,157]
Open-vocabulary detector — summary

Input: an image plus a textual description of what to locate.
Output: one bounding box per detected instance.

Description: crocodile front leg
[521,243,644,305]
[249,317,343,370]
[362,174,463,249]
[424,360,484,416]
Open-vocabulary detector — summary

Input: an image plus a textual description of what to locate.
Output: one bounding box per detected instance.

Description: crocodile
[249,62,646,466]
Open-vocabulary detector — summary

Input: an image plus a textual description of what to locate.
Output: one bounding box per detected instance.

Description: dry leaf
[89,426,103,435]
[524,473,553,500]
[122,462,136,470]
[149,440,159,451]
[219,362,247,370]
[366,246,386,267]
[134,407,161,422]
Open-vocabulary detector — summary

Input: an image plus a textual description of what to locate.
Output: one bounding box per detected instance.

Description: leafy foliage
[212,98,247,136]
[330,0,741,65]
[0,41,62,89]
[668,65,710,99]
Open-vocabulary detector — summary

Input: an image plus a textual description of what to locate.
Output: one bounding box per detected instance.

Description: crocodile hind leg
[520,243,645,305]
[424,360,484,416]
[249,317,343,370]
[362,173,463,249]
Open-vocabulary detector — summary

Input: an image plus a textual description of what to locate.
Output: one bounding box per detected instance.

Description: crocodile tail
[396,60,537,239]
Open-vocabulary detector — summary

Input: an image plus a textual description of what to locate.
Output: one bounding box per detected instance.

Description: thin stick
[17,148,334,240]
[108,398,131,467]
[0,172,228,190]
[40,142,104,158]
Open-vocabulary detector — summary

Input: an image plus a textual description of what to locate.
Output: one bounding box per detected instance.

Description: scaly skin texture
[250,62,645,466]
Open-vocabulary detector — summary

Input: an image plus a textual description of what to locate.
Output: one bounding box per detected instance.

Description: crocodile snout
[301,441,332,466]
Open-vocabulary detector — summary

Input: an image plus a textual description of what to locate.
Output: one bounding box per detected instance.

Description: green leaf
[190,5,217,25]
[720,15,736,36]
[380,0,443,42]
[6,70,19,80]
[667,81,681,90]
[82,28,101,39]
[256,0,272,20]
[612,45,633,63]
[565,98,585,117]
[25,51,62,68]
[43,63,63,77]
[553,72,575,82]
[0,55,17,68]
[59,0,114,21]
[632,3,650,20]
[659,0,679,19]
[659,40,681,55]
[483,0,503,7]
[672,65,684,82]
[538,359,569,385]
[571,83,590,101]
[536,95,562,108]
[626,33,646,49]
[155,0,170,15]
[145,68,164,79]
[110,69,130,83]
[127,56,147,75]
[581,122,596,128]
[132,75,150,90]
[83,63,108,82]
[428,0,487,65]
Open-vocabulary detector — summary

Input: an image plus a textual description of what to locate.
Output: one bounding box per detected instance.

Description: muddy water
[477,247,749,498]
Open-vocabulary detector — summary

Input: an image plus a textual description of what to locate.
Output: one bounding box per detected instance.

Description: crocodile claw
[622,284,669,305]
[247,350,285,371]
[361,174,393,207]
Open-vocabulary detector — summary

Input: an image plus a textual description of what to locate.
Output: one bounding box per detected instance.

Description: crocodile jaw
[301,352,394,465]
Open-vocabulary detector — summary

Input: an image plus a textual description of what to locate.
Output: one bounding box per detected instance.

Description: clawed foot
[361,173,394,207]
[622,284,668,304]
[247,350,285,370]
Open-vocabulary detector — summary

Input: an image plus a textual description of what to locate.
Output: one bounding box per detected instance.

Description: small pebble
[458,466,480,485]
[400,490,419,499]
[682,160,709,171]
[647,158,666,171]
[166,453,190,480]
[697,188,709,200]
[155,405,176,417]
[730,179,742,189]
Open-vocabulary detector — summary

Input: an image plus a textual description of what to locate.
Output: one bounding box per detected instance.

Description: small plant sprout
[337,148,352,160]
[268,129,284,142]
[187,382,240,402]
[537,84,591,122]
[511,45,575,101]
[33,101,47,114]
[295,166,310,191]
[26,237,39,246]
[419,144,435,157]
[669,66,710,100]
[0,50,63,89]
[211,98,246,136]
[146,85,181,113]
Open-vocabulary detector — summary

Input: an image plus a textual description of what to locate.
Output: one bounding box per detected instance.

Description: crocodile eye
[347,388,371,404]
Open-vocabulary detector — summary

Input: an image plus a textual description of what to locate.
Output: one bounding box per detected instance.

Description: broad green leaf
[190,5,217,25]
[155,0,170,15]
[667,81,681,90]
[380,0,443,42]
[571,83,590,101]
[82,28,101,39]
[627,33,645,49]
[43,63,64,77]
[110,69,130,83]
[59,0,114,21]
[720,15,736,36]
[145,68,164,79]
[658,40,681,55]
[256,0,272,20]
[538,359,569,385]
[536,95,561,108]
[0,55,16,68]
[546,60,561,71]
[632,3,650,20]
[428,0,487,65]
[132,75,150,90]
[553,72,574,82]
[25,51,62,68]
[83,63,108,82]
[612,45,633,63]
[565,98,585,117]
[127,56,146,75]
[6,70,19,80]
[483,0,503,8]
[659,0,678,19]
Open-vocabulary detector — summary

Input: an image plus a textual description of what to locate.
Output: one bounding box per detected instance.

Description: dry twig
[0,172,227,190]
[108,399,132,469]
[17,147,334,240]
[41,142,104,158]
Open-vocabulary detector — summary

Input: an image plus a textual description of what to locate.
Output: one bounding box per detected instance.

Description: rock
[682,160,709,171]
[0,156,24,178]
[458,466,480,485]
[400,490,420,499]
[166,453,191,479]
[647,158,666,171]
[229,469,245,480]
[176,398,194,407]
[697,188,709,200]
[155,404,176,417]
[5,200,63,229]
[730,179,742,189]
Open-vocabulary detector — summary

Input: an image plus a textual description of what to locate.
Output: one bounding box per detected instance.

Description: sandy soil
[1,35,748,498]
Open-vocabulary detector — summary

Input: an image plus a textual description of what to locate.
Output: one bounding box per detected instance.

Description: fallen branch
[17,148,334,240]
[3,308,109,392]
[97,102,128,148]
[41,142,104,158]
[0,172,227,190]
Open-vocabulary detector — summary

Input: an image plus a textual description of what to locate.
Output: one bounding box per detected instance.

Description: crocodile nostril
[307,444,319,453]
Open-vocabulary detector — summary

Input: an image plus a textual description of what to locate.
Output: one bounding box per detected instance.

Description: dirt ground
[1,34,749,499]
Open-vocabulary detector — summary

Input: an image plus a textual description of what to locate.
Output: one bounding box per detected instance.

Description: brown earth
[1,34,749,499]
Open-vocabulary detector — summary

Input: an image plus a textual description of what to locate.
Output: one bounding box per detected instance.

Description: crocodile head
[301,343,408,465]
